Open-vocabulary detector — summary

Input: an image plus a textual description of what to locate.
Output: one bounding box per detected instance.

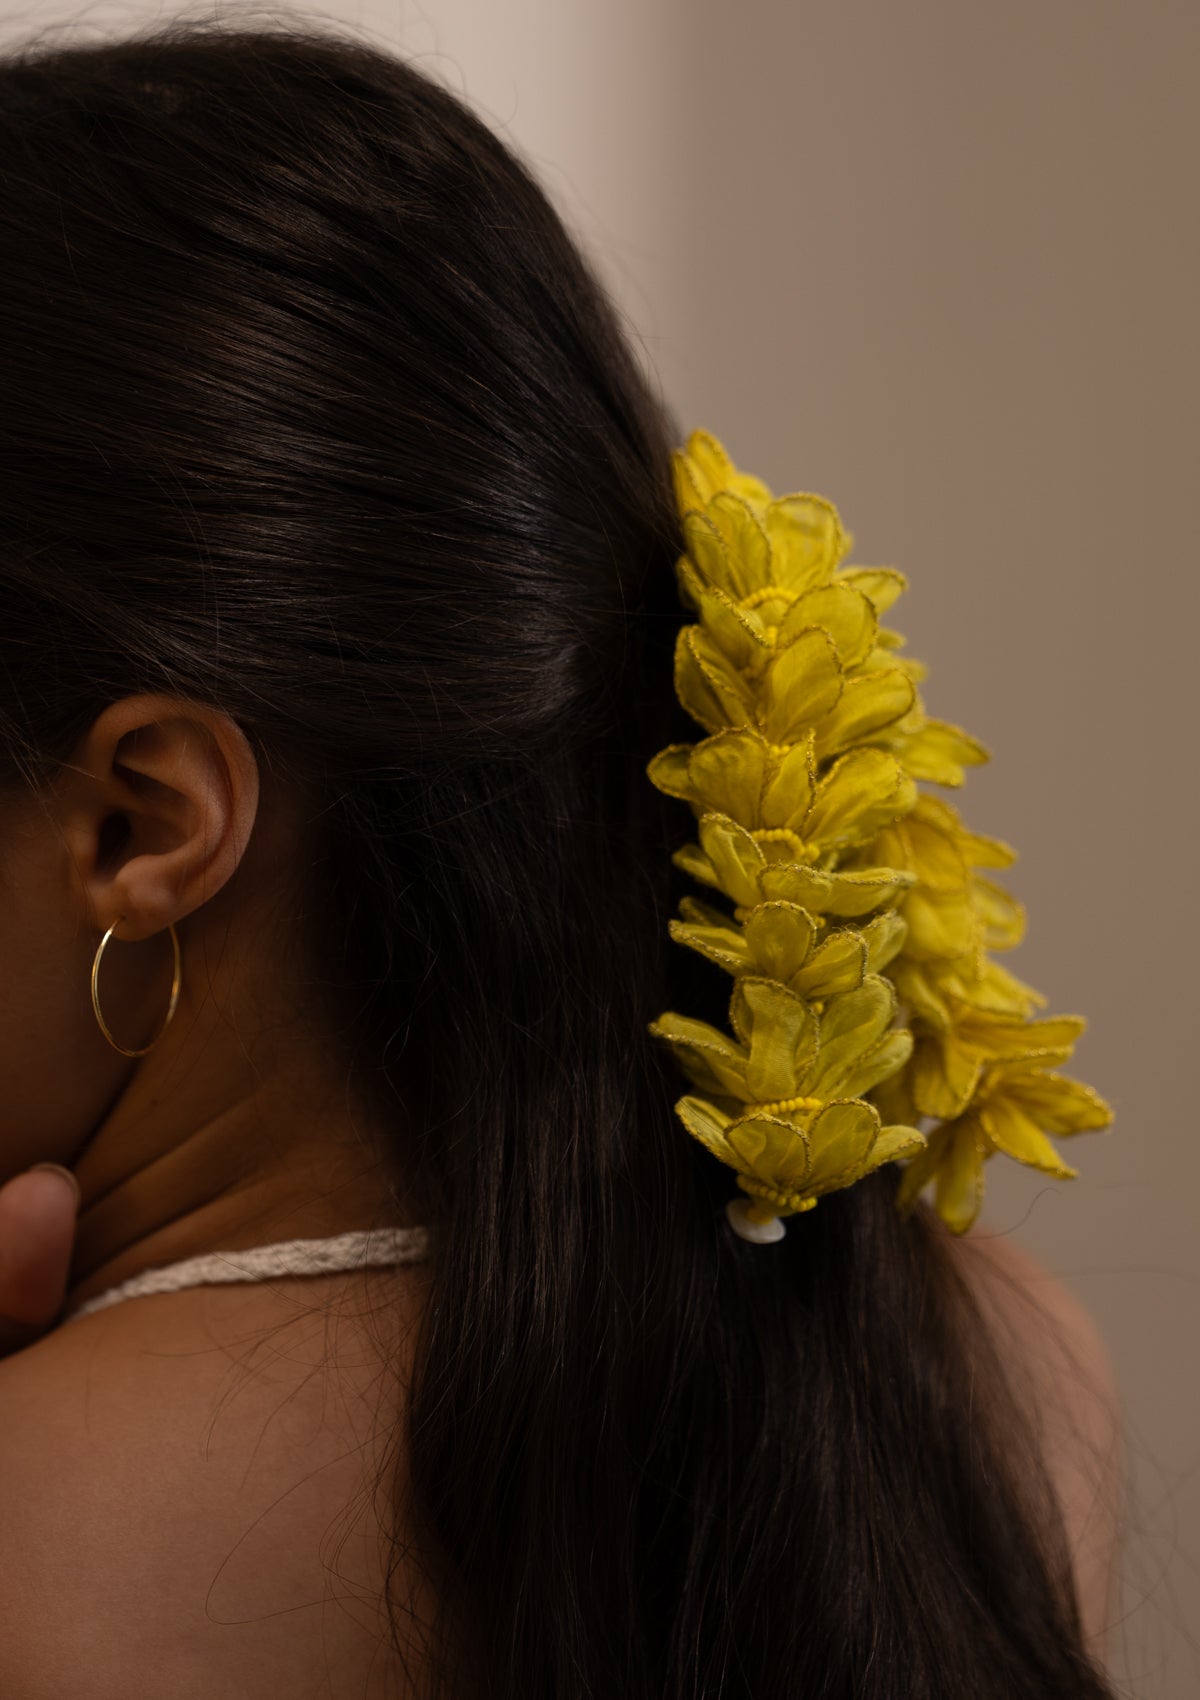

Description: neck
[62,976,409,1319]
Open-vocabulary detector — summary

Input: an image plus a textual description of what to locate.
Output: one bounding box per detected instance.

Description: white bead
[725,1197,786,1244]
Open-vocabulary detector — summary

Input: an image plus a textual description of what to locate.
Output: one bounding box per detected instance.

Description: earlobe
[62,694,260,944]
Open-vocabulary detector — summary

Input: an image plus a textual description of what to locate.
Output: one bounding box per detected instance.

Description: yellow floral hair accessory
[647,430,1113,1243]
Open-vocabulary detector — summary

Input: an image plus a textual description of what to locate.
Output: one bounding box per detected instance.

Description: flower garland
[647,431,1113,1241]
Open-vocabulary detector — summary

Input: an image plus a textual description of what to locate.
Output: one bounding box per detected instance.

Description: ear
[55,694,260,943]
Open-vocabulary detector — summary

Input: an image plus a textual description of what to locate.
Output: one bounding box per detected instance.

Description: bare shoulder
[946,1225,1124,1660]
[0,1269,432,1698]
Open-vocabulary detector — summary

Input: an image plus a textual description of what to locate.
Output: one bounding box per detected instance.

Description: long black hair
[0,18,1118,1697]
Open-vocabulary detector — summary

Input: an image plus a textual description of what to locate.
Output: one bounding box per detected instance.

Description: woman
[0,18,1122,1698]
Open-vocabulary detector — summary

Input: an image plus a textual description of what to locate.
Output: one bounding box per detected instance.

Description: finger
[0,1165,82,1338]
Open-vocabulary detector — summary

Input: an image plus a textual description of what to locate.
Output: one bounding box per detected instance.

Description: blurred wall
[3,1,1196,1692]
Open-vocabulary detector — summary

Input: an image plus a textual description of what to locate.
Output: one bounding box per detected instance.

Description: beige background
[3,1,1197,1691]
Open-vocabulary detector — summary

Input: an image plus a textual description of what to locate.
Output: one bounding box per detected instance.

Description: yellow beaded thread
[646,430,1113,1239]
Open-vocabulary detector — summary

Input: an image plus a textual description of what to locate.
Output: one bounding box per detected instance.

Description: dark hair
[0,18,1118,1698]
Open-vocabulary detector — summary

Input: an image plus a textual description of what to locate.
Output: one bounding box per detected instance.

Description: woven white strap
[62,1225,432,1323]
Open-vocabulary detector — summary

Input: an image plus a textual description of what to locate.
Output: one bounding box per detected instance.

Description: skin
[0,1165,85,1341]
[947,1225,1124,1666]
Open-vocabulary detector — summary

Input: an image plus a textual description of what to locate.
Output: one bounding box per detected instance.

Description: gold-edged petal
[674,625,757,734]
[760,628,844,744]
[892,717,990,787]
[910,1028,984,1120]
[971,873,1026,951]
[667,913,751,975]
[814,668,917,762]
[762,493,847,594]
[730,975,818,1100]
[740,902,820,986]
[791,926,869,997]
[833,565,909,615]
[978,1094,1078,1179]
[860,909,909,973]
[676,812,766,908]
[646,1011,749,1100]
[802,747,917,849]
[806,975,899,1097]
[778,583,878,668]
[759,861,916,918]
[1002,1070,1114,1135]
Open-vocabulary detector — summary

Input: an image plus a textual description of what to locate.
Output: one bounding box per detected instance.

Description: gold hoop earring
[91,915,183,1058]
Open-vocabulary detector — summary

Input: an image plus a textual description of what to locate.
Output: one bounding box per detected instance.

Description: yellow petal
[760,629,844,745]
[1003,1070,1114,1135]
[668,915,750,975]
[959,1011,1086,1060]
[741,902,819,984]
[902,887,979,961]
[957,822,1018,871]
[833,565,908,615]
[693,578,772,674]
[890,957,955,1027]
[959,954,1048,1019]
[807,975,897,1096]
[814,669,916,762]
[686,729,770,824]
[672,839,724,892]
[759,730,817,829]
[934,1117,988,1233]
[803,748,916,849]
[860,909,908,973]
[895,1121,955,1213]
[978,1095,1077,1179]
[838,1028,914,1100]
[731,975,818,1099]
[971,873,1026,951]
[706,492,773,599]
[869,1066,920,1131]
[759,862,915,917]
[695,813,767,908]
[673,551,705,615]
[647,1012,750,1099]
[910,1029,984,1120]
[805,1098,880,1188]
[646,744,696,800]
[674,1093,742,1168]
[672,450,708,516]
[762,493,846,594]
[870,1123,926,1165]
[678,893,735,928]
[676,431,774,509]
[681,511,733,591]
[726,1113,814,1190]
[675,626,756,734]
[870,800,969,890]
[895,717,989,786]
[791,926,868,997]
[679,430,735,494]
[912,797,981,880]
[911,795,1013,870]
[778,583,878,668]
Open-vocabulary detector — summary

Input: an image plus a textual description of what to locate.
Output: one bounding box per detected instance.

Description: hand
[0,1164,81,1353]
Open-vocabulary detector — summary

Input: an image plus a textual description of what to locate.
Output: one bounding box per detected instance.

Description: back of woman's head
[0,19,1119,1698]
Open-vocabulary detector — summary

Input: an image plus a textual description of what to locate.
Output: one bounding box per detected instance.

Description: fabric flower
[649,974,923,1219]
[648,728,917,862]
[895,1060,1113,1232]
[669,897,907,999]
